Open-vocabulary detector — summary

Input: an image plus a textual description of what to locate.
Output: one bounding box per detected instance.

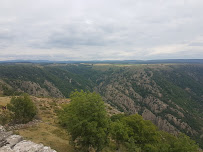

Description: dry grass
[2,96,75,152]
[0,96,11,106]
[18,123,75,152]
[23,97,75,152]
[0,97,11,114]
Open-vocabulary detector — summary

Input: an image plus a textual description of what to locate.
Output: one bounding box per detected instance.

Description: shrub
[7,94,37,124]
[0,110,11,125]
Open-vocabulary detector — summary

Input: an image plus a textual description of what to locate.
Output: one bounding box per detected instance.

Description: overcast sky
[0,0,203,61]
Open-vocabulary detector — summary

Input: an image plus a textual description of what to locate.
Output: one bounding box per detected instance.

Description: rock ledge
[0,125,56,152]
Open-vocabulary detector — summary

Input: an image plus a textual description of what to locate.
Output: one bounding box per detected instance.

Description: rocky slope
[0,64,93,97]
[0,63,202,147]
[93,64,203,146]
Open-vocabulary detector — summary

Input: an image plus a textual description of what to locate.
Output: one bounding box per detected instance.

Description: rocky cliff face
[0,79,64,98]
[0,125,56,152]
[95,68,182,133]
[94,65,203,146]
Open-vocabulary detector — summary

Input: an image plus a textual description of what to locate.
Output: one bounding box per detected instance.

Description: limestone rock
[0,131,13,147]
[5,135,23,148]
[142,109,178,134]
[38,146,57,152]
[0,125,57,152]
[0,126,6,132]
[0,146,14,152]
[13,140,44,152]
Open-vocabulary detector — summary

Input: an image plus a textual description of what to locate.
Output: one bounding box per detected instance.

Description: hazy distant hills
[0,59,203,64]
[0,62,202,147]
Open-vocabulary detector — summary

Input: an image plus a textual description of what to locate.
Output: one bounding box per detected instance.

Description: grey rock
[0,131,13,141]
[0,131,13,147]
[38,146,57,152]
[0,146,14,152]
[6,135,23,148]
[0,126,6,132]
[13,140,44,152]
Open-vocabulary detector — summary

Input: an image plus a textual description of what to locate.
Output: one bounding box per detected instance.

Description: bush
[0,110,11,125]
[7,94,37,124]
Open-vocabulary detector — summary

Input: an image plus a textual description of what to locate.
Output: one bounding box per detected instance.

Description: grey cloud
[0,0,203,60]
[188,42,203,46]
[44,23,126,48]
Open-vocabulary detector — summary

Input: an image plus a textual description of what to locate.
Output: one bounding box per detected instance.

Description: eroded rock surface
[0,125,56,152]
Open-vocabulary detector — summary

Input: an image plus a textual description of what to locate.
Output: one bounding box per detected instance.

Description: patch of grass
[0,96,11,106]
[51,128,69,140]
[18,123,75,152]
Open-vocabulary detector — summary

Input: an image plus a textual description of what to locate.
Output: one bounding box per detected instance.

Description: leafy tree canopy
[58,90,110,152]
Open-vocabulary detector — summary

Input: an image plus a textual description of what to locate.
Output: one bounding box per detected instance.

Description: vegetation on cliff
[58,91,199,152]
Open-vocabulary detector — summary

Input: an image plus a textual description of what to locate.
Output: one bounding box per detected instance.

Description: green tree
[122,114,159,148]
[110,114,161,151]
[152,131,199,152]
[110,114,199,152]
[7,94,37,124]
[169,133,199,152]
[110,120,129,150]
[58,90,110,152]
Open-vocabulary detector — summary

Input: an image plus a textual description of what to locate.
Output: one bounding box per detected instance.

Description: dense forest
[0,63,203,148]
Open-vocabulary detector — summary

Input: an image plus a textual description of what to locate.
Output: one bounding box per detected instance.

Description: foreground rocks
[0,125,56,152]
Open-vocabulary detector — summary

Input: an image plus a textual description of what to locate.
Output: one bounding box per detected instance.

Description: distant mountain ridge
[0,59,203,64]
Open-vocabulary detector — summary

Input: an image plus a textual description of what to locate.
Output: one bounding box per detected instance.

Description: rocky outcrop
[95,67,201,140]
[9,80,50,97]
[43,80,64,98]
[166,114,198,135]
[6,80,64,98]
[103,84,138,113]
[142,109,179,134]
[143,96,168,113]
[6,119,42,131]
[0,125,56,152]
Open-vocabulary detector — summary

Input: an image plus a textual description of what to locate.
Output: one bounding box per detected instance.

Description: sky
[0,0,203,61]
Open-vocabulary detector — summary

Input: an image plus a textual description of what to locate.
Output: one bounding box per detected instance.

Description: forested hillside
[0,63,202,147]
